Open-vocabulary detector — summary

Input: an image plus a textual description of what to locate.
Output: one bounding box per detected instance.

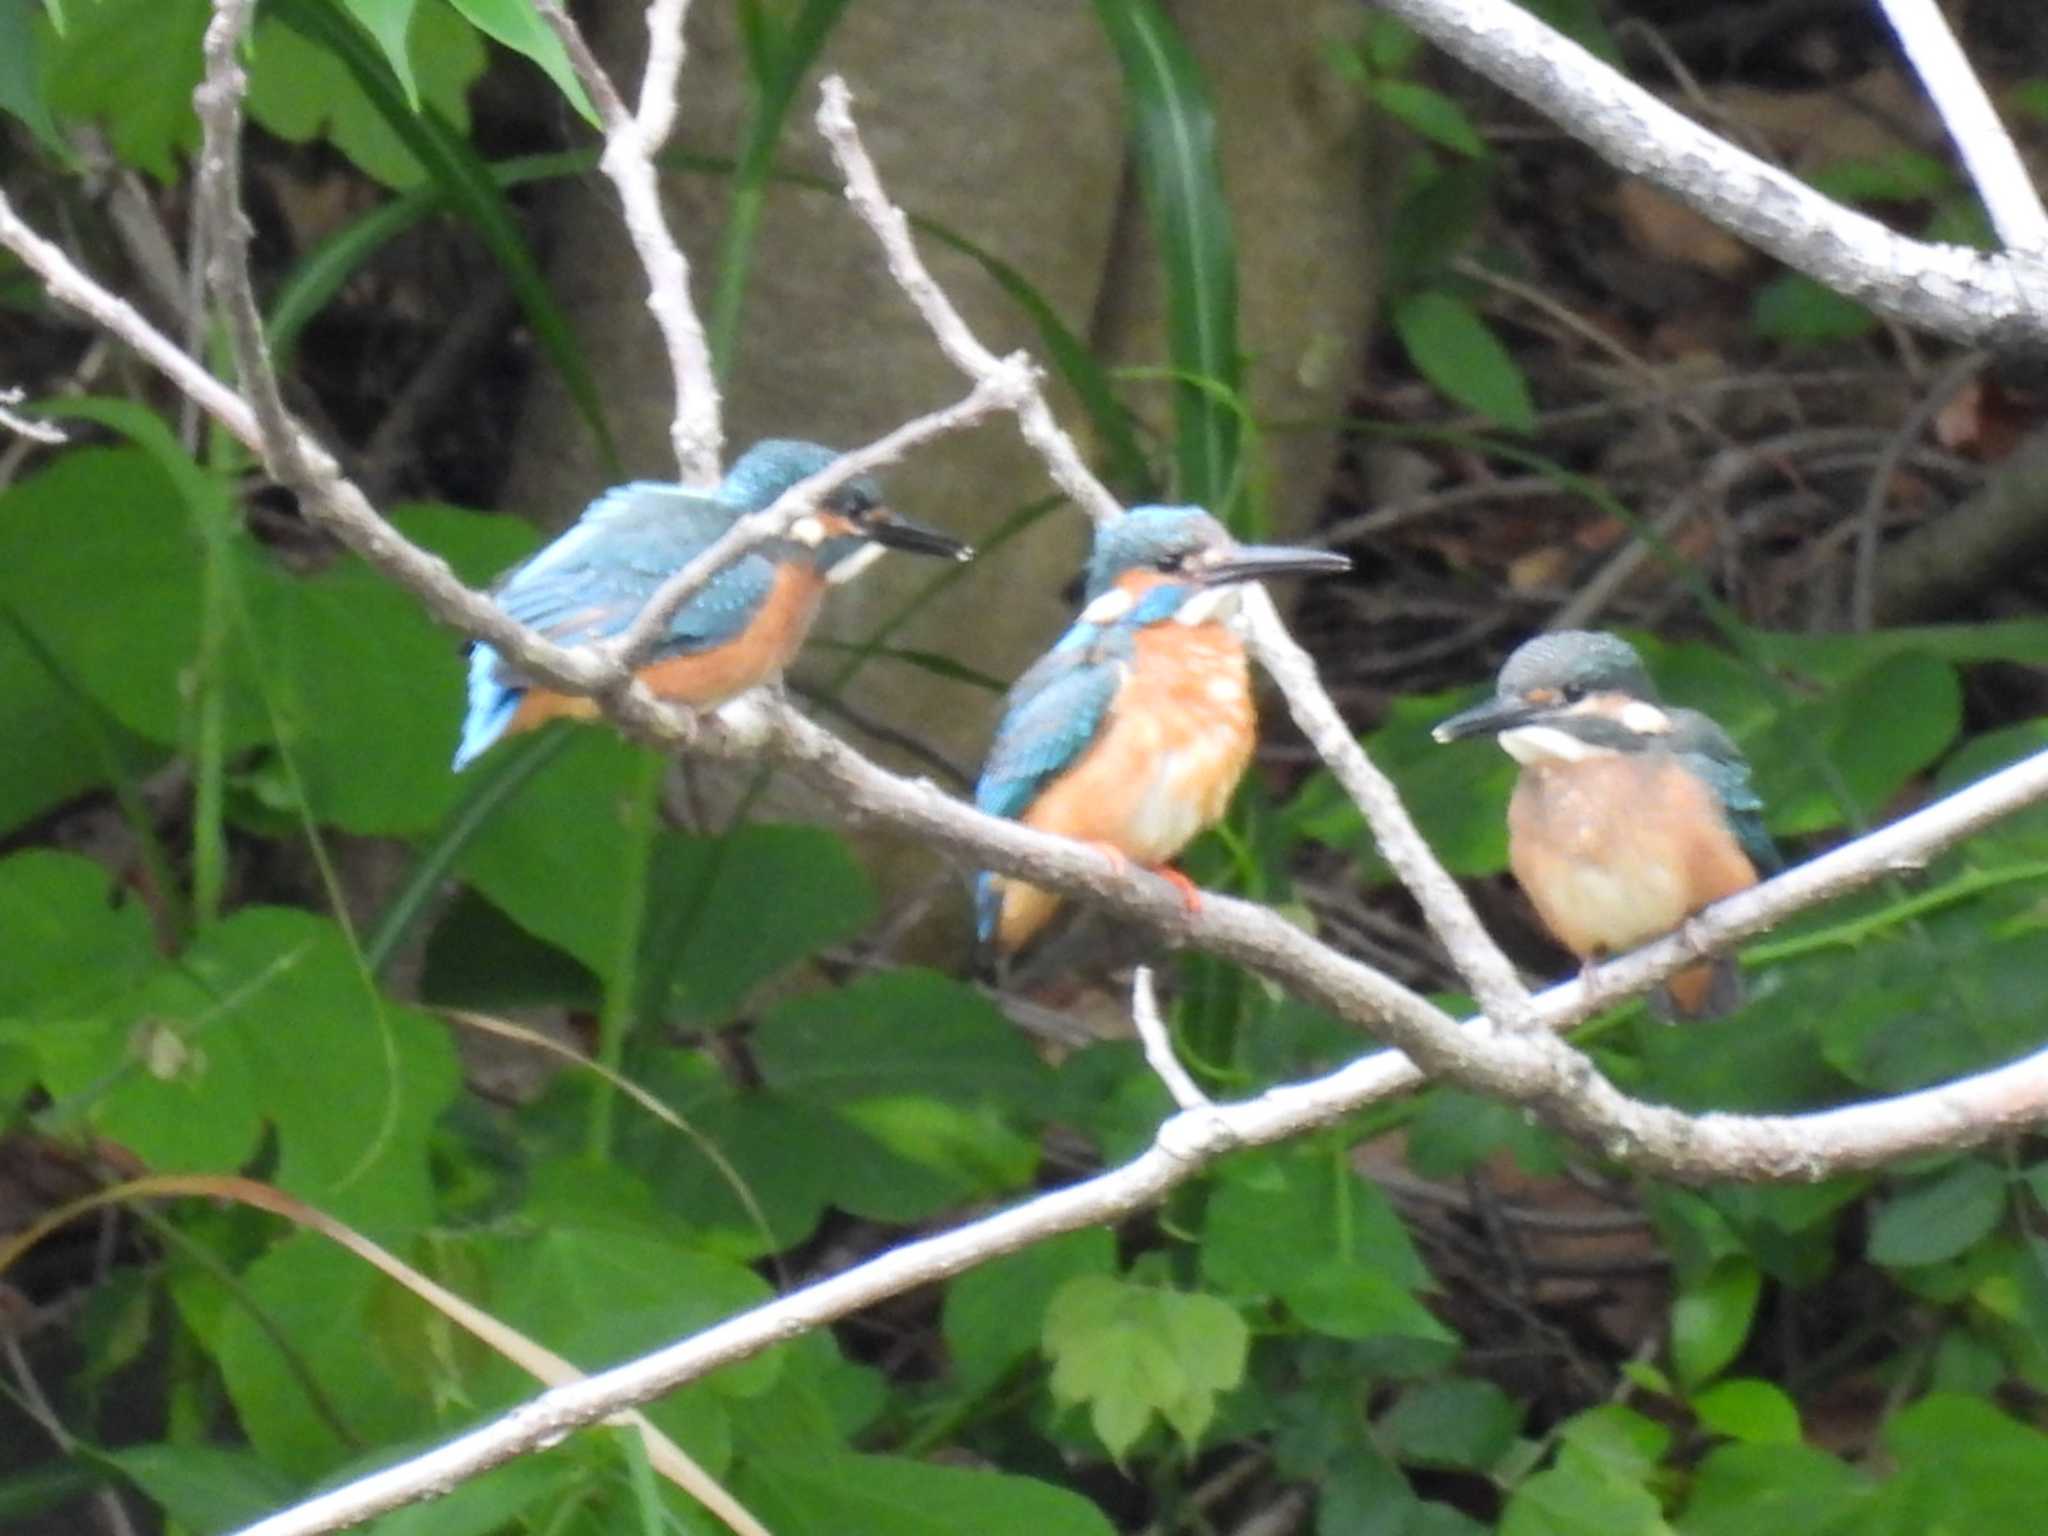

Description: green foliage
[1044,1273,1250,1457]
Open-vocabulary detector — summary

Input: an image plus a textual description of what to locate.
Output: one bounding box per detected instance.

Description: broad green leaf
[247,5,484,187]
[644,823,876,1022]
[103,1443,297,1534]
[1689,1379,1801,1445]
[447,0,595,122]
[0,603,145,837]
[1094,0,1241,512]
[1044,1275,1249,1457]
[1371,80,1485,157]
[754,969,1052,1111]
[41,0,208,179]
[0,850,154,1018]
[1380,1378,1520,1470]
[1284,1267,1456,1348]
[0,446,265,748]
[1753,650,1961,835]
[1875,1393,2048,1531]
[942,1230,1116,1391]
[1677,1444,1869,1536]
[342,0,419,104]
[1405,1086,1565,1177]
[1203,1144,1433,1296]
[1392,289,1536,432]
[1752,271,1876,343]
[1671,1254,1761,1389]
[1868,1158,2008,1268]
[1382,159,1494,294]
[0,0,65,154]
[1501,1464,1665,1536]
[205,1234,439,1478]
[738,1452,1117,1536]
[1556,1403,1671,1482]
[370,1457,565,1536]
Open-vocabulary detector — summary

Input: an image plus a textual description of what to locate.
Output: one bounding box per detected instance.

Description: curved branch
[1372,0,2048,345]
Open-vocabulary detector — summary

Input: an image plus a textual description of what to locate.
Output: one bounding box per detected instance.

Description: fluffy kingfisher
[454,439,971,770]
[973,504,1350,953]
[1432,630,1779,1017]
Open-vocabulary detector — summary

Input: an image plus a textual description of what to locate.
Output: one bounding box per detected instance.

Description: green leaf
[447,0,595,123]
[942,1230,1117,1392]
[1285,1267,1456,1348]
[1752,271,1877,343]
[1391,288,1536,432]
[0,1,65,154]
[1876,1393,2048,1531]
[754,970,1053,1111]
[1556,1403,1671,1482]
[1677,1444,1870,1536]
[1868,1158,2009,1268]
[41,0,208,179]
[643,823,876,1022]
[0,850,155,1018]
[1044,1275,1248,1457]
[103,1443,297,1534]
[738,1453,1117,1536]
[1671,1254,1761,1389]
[1371,80,1485,157]
[0,445,265,748]
[248,4,485,187]
[370,1458,565,1536]
[1807,152,1952,204]
[1690,1379,1801,1445]
[341,0,419,104]
[1380,1378,1520,1470]
[1502,1463,1664,1536]
[1094,0,1241,511]
[204,1234,439,1479]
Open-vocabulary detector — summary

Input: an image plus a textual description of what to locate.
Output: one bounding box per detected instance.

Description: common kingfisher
[453,439,971,769]
[1432,630,1779,1017]
[973,505,1350,953]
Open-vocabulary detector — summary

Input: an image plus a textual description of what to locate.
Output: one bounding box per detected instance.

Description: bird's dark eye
[1560,684,1587,704]
[1155,552,1187,574]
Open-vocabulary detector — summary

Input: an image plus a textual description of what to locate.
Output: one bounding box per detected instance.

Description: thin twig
[535,0,722,484]
[1875,0,2048,255]
[0,386,65,444]
[1131,967,1211,1110]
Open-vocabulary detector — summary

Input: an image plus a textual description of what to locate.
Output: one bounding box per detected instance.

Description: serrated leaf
[1868,1159,2008,1268]
[41,0,208,180]
[1043,1275,1248,1458]
[943,1230,1116,1391]
[1392,288,1535,431]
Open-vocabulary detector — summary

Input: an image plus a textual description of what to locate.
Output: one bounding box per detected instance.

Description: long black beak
[1431,695,1542,744]
[1199,543,1352,585]
[863,508,975,562]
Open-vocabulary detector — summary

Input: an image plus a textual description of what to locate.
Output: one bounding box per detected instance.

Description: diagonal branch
[536,0,723,484]
[1371,0,2048,344]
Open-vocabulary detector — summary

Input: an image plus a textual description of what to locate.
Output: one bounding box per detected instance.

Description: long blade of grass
[270,0,619,473]
[1093,0,1241,515]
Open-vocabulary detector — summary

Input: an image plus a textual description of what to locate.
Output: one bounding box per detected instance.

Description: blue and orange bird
[973,506,1350,953]
[1432,631,1780,1018]
[453,439,971,770]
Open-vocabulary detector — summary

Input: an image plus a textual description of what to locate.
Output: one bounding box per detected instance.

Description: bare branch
[0,387,65,445]
[816,76,1128,527]
[536,0,722,484]
[1876,0,2048,254]
[1132,966,1211,1110]
[1372,0,2048,345]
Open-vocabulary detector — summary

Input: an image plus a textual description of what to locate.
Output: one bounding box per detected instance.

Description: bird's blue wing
[1669,709,1780,875]
[454,483,770,770]
[974,625,1126,823]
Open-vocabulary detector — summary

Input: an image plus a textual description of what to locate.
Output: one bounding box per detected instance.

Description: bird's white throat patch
[1500,725,1616,765]
[1080,586,1137,625]
[1174,584,1242,627]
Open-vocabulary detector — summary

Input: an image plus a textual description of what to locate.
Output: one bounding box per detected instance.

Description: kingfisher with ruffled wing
[453,439,971,770]
[1432,630,1779,1017]
[973,505,1350,953]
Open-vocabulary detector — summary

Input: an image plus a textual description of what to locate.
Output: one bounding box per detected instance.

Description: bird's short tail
[975,871,1062,958]
[452,644,522,772]
[1653,955,1743,1021]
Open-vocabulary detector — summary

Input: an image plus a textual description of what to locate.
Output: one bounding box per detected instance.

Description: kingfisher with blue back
[453,439,971,770]
[973,505,1350,953]
[1432,630,1780,1018]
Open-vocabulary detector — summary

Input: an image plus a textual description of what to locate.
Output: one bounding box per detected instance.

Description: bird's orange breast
[508,560,828,734]
[1507,752,1759,961]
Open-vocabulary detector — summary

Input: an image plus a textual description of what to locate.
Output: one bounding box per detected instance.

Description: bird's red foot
[1150,863,1205,916]
[1086,840,1134,880]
